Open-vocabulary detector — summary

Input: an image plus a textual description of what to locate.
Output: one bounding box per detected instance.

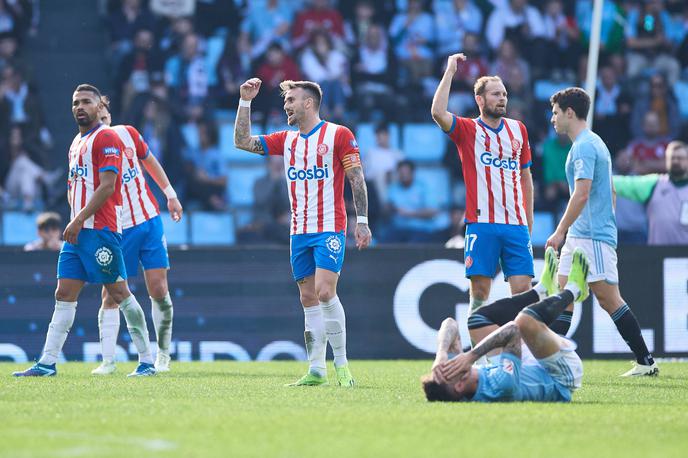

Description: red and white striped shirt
[445,116,532,225]
[67,125,124,232]
[260,121,360,235]
[111,125,160,229]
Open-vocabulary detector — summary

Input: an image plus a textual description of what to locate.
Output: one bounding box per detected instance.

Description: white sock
[39,301,77,365]
[119,295,153,364]
[564,282,581,302]
[533,282,549,301]
[303,305,327,376]
[98,308,120,363]
[321,296,348,367]
[151,292,173,355]
[469,296,485,313]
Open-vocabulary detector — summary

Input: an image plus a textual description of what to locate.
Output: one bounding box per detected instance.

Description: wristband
[239,99,252,107]
[163,185,177,199]
[356,216,368,225]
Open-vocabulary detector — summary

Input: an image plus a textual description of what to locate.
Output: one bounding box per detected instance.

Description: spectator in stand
[0,0,20,37]
[183,120,227,211]
[292,0,346,50]
[0,32,21,74]
[4,125,60,211]
[345,0,376,47]
[158,16,194,60]
[352,23,396,121]
[362,122,404,201]
[24,211,62,252]
[444,206,466,249]
[239,0,295,61]
[388,0,435,86]
[216,34,246,109]
[237,155,290,245]
[541,0,580,75]
[193,0,241,38]
[384,160,441,243]
[107,0,156,62]
[164,33,209,106]
[630,74,679,141]
[625,0,681,84]
[434,0,483,56]
[594,65,632,155]
[115,28,164,115]
[621,111,670,175]
[541,133,571,212]
[299,30,349,120]
[448,32,487,116]
[614,141,688,245]
[254,42,301,123]
[576,0,626,54]
[490,38,530,90]
[484,0,545,53]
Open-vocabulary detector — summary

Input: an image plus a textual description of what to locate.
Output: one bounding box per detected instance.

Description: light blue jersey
[471,354,572,402]
[565,129,617,248]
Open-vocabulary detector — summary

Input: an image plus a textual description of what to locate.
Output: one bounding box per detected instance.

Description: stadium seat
[219,123,266,164]
[415,167,451,209]
[159,212,189,245]
[2,211,39,245]
[355,123,400,154]
[674,81,688,119]
[190,212,235,245]
[534,80,571,101]
[531,211,555,246]
[402,124,445,162]
[181,123,200,151]
[227,166,267,206]
[233,208,254,229]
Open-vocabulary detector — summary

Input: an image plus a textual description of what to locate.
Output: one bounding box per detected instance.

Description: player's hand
[438,352,474,382]
[445,53,466,75]
[63,217,84,245]
[240,78,262,101]
[545,230,566,251]
[168,197,183,222]
[355,223,372,250]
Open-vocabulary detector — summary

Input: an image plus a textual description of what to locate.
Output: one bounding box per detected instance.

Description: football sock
[469,296,486,313]
[321,296,348,368]
[533,282,549,301]
[611,304,655,366]
[39,301,77,365]
[467,289,539,329]
[303,305,327,376]
[549,311,573,335]
[98,307,120,363]
[522,290,575,326]
[119,295,153,364]
[151,292,173,355]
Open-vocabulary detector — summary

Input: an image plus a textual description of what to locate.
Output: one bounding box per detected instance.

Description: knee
[101,294,119,309]
[470,281,490,301]
[315,285,336,304]
[515,313,540,334]
[55,287,76,303]
[148,282,169,301]
[299,291,318,307]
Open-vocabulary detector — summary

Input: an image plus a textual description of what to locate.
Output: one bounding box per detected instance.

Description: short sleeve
[126,125,150,159]
[259,131,289,156]
[518,122,532,169]
[572,144,596,181]
[443,114,461,144]
[92,130,123,174]
[334,126,362,171]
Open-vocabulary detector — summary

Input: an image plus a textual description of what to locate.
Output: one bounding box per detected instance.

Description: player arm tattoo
[233,106,264,154]
[345,166,368,218]
[469,322,522,360]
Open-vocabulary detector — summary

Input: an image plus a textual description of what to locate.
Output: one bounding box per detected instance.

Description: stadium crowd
[1,0,688,246]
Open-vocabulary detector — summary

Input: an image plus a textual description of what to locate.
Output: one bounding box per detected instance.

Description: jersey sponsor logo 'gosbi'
[480,152,518,170]
[287,164,330,181]
[122,167,139,184]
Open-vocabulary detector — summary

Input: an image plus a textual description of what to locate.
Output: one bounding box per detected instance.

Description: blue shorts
[464,223,534,280]
[290,231,345,281]
[57,228,127,284]
[122,215,170,277]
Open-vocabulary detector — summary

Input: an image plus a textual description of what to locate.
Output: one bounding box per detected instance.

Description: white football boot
[91,360,116,375]
[155,352,171,372]
[620,362,659,377]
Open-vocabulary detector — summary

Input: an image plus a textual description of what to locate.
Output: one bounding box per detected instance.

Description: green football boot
[539,246,560,296]
[285,370,329,387]
[335,365,355,388]
[568,248,590,303]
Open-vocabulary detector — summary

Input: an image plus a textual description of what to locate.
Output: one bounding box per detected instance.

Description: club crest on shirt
[95,246,113,266]
[124,147,135,160]
[511,138,521,152]
[502,359,514,374]
[317,143,329,156]
[326,235,342,254]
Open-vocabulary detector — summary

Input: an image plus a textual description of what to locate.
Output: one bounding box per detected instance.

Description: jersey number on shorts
[466,234,478,252]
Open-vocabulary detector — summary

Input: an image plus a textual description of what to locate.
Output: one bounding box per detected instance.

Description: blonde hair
[279,80,322,108]
[474,76,504,97]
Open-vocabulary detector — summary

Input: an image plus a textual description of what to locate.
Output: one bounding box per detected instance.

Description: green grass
[1,361,687,458]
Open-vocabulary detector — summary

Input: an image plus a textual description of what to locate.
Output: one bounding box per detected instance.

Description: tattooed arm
[345,165,372,250]
[233,78,265,154]
[435,322,521,383]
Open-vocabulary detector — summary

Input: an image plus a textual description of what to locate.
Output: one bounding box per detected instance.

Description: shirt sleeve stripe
[443,115,457,134]
[99,166,120,174]
[521,161,532,169]
[259,135,269,155]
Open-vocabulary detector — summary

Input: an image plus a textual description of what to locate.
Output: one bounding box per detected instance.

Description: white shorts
[537,339,583,391]
[558,237,618,284]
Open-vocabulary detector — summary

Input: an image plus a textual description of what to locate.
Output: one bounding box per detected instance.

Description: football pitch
[2,361,687,458]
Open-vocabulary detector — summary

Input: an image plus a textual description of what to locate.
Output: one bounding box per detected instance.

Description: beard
[483,105,506,119]
[669,165,687,180]
[75,112,94,126]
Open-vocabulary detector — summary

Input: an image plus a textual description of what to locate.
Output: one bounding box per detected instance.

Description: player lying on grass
[421,248,590,403]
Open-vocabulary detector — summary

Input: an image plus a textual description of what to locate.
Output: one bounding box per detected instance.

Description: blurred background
[1,0,687,248]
